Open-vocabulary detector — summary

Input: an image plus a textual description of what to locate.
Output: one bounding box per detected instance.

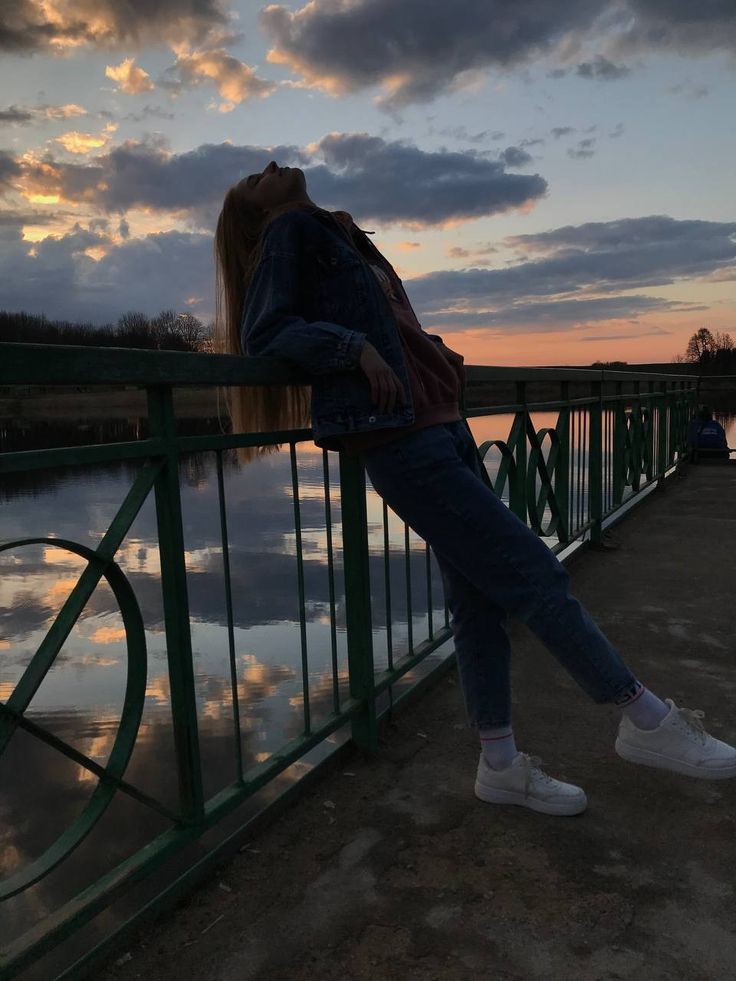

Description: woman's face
[237,160,307,215]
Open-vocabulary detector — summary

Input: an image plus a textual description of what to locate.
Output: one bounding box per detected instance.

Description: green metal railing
[0,343,697,979]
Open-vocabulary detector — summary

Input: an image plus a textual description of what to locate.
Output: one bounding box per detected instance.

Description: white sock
[479,725,518,770]
[620,686,671,731]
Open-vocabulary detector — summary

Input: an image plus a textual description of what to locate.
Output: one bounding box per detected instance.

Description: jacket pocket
[314,246,368,318]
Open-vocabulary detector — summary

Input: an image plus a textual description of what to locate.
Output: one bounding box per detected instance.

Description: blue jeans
[361,420,639,729]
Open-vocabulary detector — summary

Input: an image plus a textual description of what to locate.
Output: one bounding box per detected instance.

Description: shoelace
[678,706,707,743]
[520,753,556,798]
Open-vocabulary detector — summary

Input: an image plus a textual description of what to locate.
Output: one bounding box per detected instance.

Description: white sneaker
[615,697,736,779]
[474,751,587,816]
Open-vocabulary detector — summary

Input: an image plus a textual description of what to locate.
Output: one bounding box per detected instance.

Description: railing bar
[584,403,589,527]
[383,499,394,672]
[425,542,433,640]
[579,407,585,531]
[607,405,612,512]
[216,450,244,781]
[0,439,167,474]
[289,442,310,736]
[322,450,340,714]
[404,522,413,654]
[463,389,690,419]
[176,429,314,453]
[147,385,204,825]
[572,408,578,534]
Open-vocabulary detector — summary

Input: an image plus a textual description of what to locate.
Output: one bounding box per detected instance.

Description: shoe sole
[474,780,587,816]
[615,737,736,779]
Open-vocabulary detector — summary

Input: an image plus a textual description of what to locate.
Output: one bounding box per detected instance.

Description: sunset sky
[1,0,735,366]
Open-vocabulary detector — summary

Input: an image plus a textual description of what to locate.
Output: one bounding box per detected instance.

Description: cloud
[260,0,603,109]
[166,48,278,110]
[0,0,230,54]
[406,215,736,332]
[568,137,596,159]
[505,216,736,259]
[299,133,547,227]
[105,57,154,94]
[575,55,631,80]
[668,80,710,99]
[0,103,87,125]
[0,223,215,322]
[387,216,732,334]
[500,145,533,167]
[120,104,175,122]
[610,0,736,59]
[258,0,736,109]
[55,123,117,154]
[432,125,504,144]
[551,126,576,139]
[1,209,732,335]
[8,133,548,228]
[0,106,33,124]
[0,150,22,191]
[421,295,685,332]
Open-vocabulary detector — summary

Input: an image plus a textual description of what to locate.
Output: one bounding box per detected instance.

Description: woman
[214,160,736,816]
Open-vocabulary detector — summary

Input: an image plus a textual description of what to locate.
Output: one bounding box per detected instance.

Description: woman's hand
[358,340,408,414]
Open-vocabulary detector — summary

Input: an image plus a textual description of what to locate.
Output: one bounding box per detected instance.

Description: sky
[0,0,735,366]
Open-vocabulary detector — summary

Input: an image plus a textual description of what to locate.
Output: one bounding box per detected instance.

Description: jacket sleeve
[241,214,367,376]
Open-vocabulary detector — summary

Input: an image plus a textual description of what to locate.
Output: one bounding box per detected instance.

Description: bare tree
[685,327,716,362]
[175,313,205,350]
[713,330,734,352]
[150,309,178,348]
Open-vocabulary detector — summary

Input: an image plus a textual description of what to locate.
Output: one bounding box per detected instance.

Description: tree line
[0,310,213,352]
[2,310,734,373]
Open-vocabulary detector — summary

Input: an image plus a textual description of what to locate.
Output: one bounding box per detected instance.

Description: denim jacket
[240,205,457,450]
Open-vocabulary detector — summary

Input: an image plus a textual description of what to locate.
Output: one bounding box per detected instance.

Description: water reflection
[1,405,733,977]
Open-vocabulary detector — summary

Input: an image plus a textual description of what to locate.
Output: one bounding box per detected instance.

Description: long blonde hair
[214,183,312,465]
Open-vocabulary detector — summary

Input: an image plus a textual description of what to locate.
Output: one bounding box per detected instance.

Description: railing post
[612,381,626,506]
[147,385,204,825]
[510,381,528,523]
[656,381,669,489]
[555,381,570,544]
[339,451,377,752]
[588,378,603,545]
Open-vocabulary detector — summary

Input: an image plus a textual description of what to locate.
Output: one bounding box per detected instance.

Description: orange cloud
[42,103,88,119]
[6,0,228,55]
[173,48,278,111]
[105,57,154,94]
[55,123,117,155]
[88,626,126,644]
[45,576,80,603]
[396,241,421,251]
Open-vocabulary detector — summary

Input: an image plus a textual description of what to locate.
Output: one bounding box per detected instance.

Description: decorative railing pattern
[0,343,697,979]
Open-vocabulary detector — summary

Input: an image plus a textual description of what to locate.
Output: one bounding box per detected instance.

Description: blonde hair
[214,184,312,465]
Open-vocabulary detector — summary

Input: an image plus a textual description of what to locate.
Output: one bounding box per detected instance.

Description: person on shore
[687,406,729,461]
[213,160,736,817]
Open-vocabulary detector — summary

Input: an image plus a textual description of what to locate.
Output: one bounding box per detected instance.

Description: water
[1,405,733,978]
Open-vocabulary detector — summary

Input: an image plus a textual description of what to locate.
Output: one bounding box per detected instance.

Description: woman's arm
[241,214,367,375]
